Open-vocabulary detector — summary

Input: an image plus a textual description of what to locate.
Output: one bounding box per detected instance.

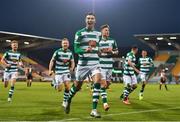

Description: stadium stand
[172,58,180,76]
[0,31,60,81]
[134,33,180,83]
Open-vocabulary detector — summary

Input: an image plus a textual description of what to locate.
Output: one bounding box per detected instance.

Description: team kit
[1,13,156,118]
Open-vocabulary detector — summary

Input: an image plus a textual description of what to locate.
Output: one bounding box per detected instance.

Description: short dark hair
[62,38,68,41]
[11,40,18,44]
[131,45,138,50]
[100,24,110,30]
[86,12,95,17]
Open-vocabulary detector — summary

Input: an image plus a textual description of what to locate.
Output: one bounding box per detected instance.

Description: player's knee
[75,82,82,92]
[132,84,137,89]
[93,73,101,83]
[101,80,107,88]
[64,84,70,91]
[126,83,131,88]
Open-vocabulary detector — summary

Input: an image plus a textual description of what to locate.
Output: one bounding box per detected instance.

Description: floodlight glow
[24,41,30,45]
[157,37,163,40]
[170,37,177,40]
[144,37,149,40]
[168,42,172,46]
[6,40,11,42]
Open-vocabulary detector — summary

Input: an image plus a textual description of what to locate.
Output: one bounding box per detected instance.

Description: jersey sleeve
[70,52,74,60]
[2,52,8,59]
[52,51,57,60]
[136,58,140,68]
[74,31,85,54]
[19,53,22,62]
[149,57,154,67]
[113,40,118,49]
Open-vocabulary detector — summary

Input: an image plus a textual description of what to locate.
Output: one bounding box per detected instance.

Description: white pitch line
[63,106,180,121]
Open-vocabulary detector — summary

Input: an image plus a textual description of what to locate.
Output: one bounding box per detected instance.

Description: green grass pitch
[0,82,180,121]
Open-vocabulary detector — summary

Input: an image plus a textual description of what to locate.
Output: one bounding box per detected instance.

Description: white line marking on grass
[64,106,180,121]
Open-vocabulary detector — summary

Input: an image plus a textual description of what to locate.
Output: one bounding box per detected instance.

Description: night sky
[0,0,180,47]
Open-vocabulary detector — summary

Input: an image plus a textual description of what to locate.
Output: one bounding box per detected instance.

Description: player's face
[62,40,69,50]
[142,51,147,57]
[85,15,96,29]
[11,42,18,51]
[133,48,138,55]
[101,27,109,37]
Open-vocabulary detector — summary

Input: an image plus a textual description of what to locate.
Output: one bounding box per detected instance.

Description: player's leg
[159,78,163,90]
[129,75,138,94]
[164,79,168,91]
[62,74,71,107]
[100,69,110,111]
[67,66,87,102]
[106,70,112,89]
[139,74,146,100]
[54,75,63,92]
[29,75,32,87]
[121,75,132,104]
[27,75,30,87]
[64,65,87,114]
[3,72,9,88]
[29,79,32,87]
[8,72,17,102]
[90,65,101,118]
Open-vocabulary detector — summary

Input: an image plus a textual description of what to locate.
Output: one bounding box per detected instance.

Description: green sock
[63,89,69,102]
[8,86,14,98]
[100,87,107,103]
[68,84,77,102]
[92,83,100,109]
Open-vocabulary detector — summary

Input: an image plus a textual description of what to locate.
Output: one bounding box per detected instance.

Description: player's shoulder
[66,49,73,53]
[55,48,63,53]
[5,50,12,54]
[139,57,143,60]
[127,51,135,58]
[108,37,115,41]
[127,51,133,56]
[16,51,21,55]
[93,29,101,36]
[76,28,86,35]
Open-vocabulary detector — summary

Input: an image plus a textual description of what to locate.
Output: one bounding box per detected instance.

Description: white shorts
[3,72,18,82]
[123,74,137,86]
[139,73,148,82]
[101,69,112,82]
[54,73,71,86]
[76,64,101,81]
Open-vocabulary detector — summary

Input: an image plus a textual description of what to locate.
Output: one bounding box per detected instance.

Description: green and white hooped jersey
[74,28,101,66]
[3,50,21,72]
[99,37,118,69]
[52,48,74,74]
[138,57,153,75]
[123,51,136,76]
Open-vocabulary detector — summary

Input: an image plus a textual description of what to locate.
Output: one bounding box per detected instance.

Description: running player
[138,50,153,100]
[159,69,168,90]
[120,45,140,104]
[1,40,23,102]
[64,12,102,118]
[26,64,33,87]
[99,24,118,111]
[49,38,75,107]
